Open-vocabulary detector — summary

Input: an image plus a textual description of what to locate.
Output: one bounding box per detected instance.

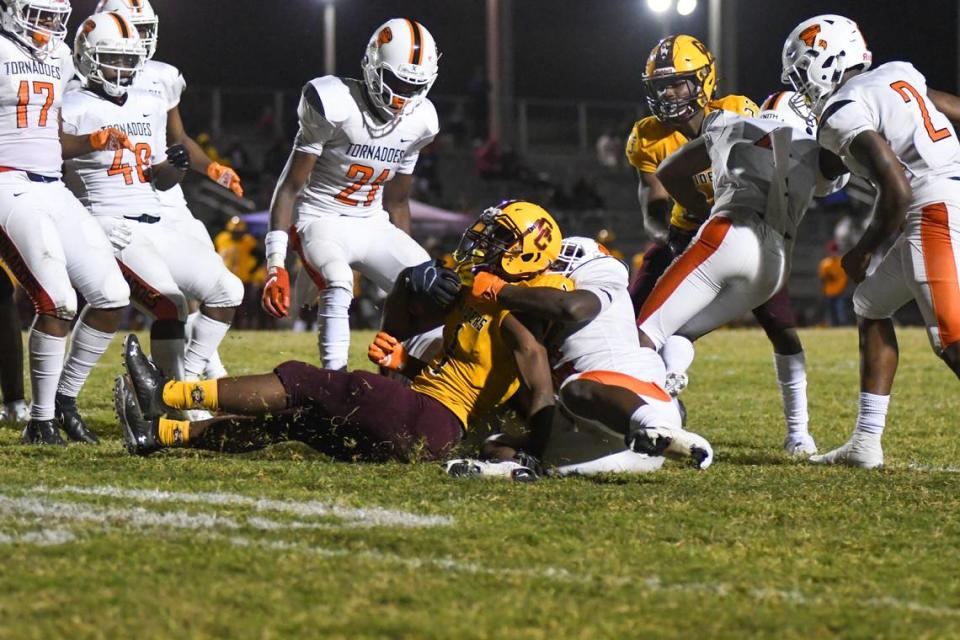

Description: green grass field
[1,327,959,639]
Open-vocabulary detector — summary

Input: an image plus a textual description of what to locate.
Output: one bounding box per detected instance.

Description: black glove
[165,144,190,171]
[666,226,694,258]
[407,259,461,309]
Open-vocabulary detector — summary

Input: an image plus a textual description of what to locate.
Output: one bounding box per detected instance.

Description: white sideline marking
[0,529,75,546]
[905,463,960,474]
[228,537,960,620]
[36,485,451,529]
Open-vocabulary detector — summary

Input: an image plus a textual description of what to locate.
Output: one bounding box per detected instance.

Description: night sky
[66,0,959,105]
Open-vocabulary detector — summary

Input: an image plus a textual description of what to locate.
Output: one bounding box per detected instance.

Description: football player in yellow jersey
[114,201,567,464]
[626,35,817,456]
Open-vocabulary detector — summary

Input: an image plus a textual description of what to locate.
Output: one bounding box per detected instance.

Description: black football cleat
[115,375,163,456]
[20,418,66,446]
[55,398,100,444]
[122,334,168,420]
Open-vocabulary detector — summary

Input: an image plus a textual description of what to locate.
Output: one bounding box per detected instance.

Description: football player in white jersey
[630,91,846,455]
[782,16,960,467]
[261,18,441,371]
[449,237,714,478]
[0,0,137,444]
[95,0,240,380]
[62,13,243,387]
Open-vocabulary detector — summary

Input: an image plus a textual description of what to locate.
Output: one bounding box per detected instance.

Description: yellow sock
[162,380,219,411]
[158,417,191,446]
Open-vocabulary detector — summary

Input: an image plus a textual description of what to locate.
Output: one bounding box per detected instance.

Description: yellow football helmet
[642,34,717,123]
[454,201,562,281]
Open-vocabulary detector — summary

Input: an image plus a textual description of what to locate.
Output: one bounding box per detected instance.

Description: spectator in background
[215,217,262,328]
[596,130,622,169]
[818,241,849,326]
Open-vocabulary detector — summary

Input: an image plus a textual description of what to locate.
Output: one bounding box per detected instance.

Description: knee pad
[204,270,245,308]
[90,270,131,309]
[48,288,78,321]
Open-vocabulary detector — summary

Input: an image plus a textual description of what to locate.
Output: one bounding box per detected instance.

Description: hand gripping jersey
[701,110,835,240]
[294,76,439,219]
[62,88,168,218]
[133,59,187,211]
[626,94,759,231]
[0,36,72,176]
[818,61,960,214]
[411,272,571,428]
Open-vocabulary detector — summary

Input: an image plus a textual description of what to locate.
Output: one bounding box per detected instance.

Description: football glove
[261,266,290,318]
[89,127,134,152]
[367,331,408,371]
[470,271,507,302]
[407,259,461,308]
[106,219,134,252]
[165,144,190,171]
[666,226,694,258]
[207,161,244,198]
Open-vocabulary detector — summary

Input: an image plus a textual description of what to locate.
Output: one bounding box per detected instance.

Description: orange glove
[470,271,507,302]
[367,331,408,371]
[261,266,290,318]
[90,127,134,152]
[207,162,244,198]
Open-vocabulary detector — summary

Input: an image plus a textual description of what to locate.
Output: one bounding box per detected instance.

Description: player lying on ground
[446,236,713,478]
[781,15,960,467]
[116,202,569,462]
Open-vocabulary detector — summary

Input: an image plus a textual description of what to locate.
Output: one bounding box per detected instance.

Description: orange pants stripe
[577,370,672,403]
[920,203,960,348]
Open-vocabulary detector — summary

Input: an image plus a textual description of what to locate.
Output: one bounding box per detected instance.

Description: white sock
[554,450,665,476]
[854,392,889,437]
[184,314,231,380]
[151,337,186,380]
[28,325,66,421]
[773,351,809,437]
[661,335,695,376]
[317,286,352,371]
[56,319,115,401]
[187,310,227,378]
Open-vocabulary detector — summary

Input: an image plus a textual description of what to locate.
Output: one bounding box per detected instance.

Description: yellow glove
[367,331,407,371]
[207,161,244,198]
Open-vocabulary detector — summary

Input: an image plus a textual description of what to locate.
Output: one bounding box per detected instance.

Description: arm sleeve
[293,83,336,157]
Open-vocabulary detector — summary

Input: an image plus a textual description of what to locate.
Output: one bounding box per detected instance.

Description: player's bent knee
[204,271,245,308]
[89,273,131,309]
[560,379,603,417]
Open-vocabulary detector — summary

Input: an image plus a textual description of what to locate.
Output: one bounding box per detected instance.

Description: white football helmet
[0,0,71,59]
[361,18,440,118]
[95,0,157,59]
[551,236,610,277]
[760,90,817,136]
[781,15,872,115]
[74,12,145,97]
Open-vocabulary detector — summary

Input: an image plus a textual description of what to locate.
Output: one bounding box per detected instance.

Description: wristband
[265,230,288,269]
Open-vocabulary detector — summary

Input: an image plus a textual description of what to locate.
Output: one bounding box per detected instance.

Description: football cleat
[444,458,538,482]
[122,334,168,420]
[114,375,162,456]
[628,425,714,470]
[783,433,818,456]
[809,433,883,469]
[20,418,65,446]
[0,400,30,425]
[55,399,100,444]
[664,372,689,398]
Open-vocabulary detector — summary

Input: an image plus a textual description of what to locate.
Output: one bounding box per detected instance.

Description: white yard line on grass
[227,536,960,620]
[35,485,452,528]
[0,528,75,546]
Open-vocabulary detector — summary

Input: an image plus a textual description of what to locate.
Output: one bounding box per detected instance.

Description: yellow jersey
[412,273,572,428]
[625,94,759,232]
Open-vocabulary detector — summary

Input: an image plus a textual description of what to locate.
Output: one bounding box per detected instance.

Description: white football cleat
[444,458,538,482]
[809,433,883,469]
[629,425,713,470]
[664,372,689,398]
[0,400,29,425]
[783,433,818,456]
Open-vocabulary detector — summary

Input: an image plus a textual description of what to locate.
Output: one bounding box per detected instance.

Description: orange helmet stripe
[404,18,422,65]
[108,12,131,38]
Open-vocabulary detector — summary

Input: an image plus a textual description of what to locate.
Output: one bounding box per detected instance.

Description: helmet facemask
[363,59,435,118]
[781,50,841,116]
[453,209,517,280]
[131,18,157,59]
[551,238,609,277]
[3,0,71,58]
[643,69,710,123]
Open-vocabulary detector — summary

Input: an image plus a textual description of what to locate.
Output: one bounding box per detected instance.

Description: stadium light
[676,0,697,16]
[646,0,672,14]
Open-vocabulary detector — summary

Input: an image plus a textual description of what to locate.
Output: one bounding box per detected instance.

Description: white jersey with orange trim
[819,61,960,213]
[134,60,187,211]
[551,255,667,386]
[294,76,438,220]
[0,35,72,176]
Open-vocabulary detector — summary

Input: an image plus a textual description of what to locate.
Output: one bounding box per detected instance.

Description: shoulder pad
[708,94,760,117]
[304,76,352,124]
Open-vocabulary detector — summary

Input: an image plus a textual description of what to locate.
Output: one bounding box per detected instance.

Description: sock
[317,286,352,370]
[773,351,809,437]
[854,392,889,437]
[158,417,191,446]
[661,335,695,376]
[162,379,219,411]
[56,319,115,401]
[184,314,231,380]
[151,337,186,380]
[188,310,227,378]
[554,450,665,476]
[28,325,66,421]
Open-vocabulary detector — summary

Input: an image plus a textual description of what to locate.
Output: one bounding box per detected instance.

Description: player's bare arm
[842,130,914,281]
[167,105,243,197]
[639,170,673,238]
[495,281,601,324]
[383,172,415,235]
[655,137,711,221]
[927,89,960,127]
[502,313,556,458]
[380,265,451,341]
[145,144,190,191]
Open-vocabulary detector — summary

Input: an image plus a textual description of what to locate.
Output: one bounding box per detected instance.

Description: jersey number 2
[334,163,390,206]
[890,81,952,142]
[16,81,54,129]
